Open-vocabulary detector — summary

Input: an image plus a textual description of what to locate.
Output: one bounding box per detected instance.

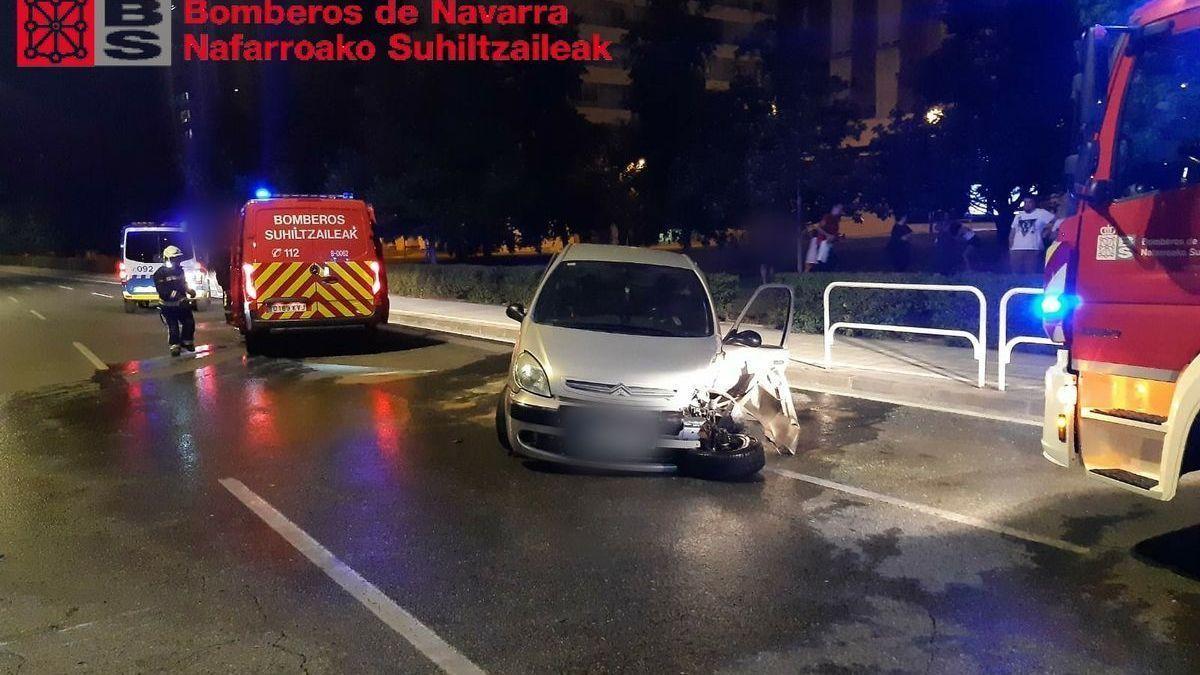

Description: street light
[925,105,946,125]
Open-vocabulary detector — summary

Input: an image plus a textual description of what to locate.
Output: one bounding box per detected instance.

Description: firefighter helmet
[163,245,183,261]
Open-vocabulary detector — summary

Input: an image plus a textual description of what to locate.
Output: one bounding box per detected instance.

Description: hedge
[0,253,118,275]
[779,272,1047,348]
[387,263,741,313]
[387,263,1047,348]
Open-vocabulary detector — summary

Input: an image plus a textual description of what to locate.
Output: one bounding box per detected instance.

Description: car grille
[564,379,676,400]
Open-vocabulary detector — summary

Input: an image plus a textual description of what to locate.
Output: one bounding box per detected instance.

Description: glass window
[124,230,194,263]
[532,261,714,338]
[1113,29,1200,198]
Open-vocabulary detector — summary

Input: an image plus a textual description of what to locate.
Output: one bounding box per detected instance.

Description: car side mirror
[505,303,527,322]
[723,329,763,348]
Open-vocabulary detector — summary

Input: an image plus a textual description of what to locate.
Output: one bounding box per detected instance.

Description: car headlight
[512,351,551,398]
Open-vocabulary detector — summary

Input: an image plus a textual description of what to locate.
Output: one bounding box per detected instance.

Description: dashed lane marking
[72,342,109,371]
[766,467,1090,555]
[57,284,74,290]
[220,478,486,675]
[29,309,46,321]
[91,292,115,299]
[7,296,16,303]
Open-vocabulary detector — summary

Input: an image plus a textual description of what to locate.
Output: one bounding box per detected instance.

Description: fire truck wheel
[496,394,513,454]
[244,331,267,356]
[123,300,137,314]
[678,436,765,481]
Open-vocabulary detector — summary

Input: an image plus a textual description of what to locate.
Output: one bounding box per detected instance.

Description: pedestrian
[1008,197,1055,274]
[805,204,844,272]
[885,215,913,272]
[959,221,983,272]
[936,216,963,275]
[153,245,196,357]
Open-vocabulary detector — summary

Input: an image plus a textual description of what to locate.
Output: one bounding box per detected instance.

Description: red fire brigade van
[1042,0,1200,499]
[226,195,389,349]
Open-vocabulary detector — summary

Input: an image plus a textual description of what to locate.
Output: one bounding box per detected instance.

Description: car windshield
[124,230,194,263]
[532,260,713,338]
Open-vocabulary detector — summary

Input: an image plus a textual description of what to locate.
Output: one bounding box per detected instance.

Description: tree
[739,0,865,221]
[623,0,719,245]
[868,0,1080,219]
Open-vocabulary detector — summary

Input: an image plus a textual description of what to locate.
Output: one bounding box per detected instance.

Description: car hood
[521,322,721,408]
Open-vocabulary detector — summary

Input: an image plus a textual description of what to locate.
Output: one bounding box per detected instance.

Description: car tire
[123,300,137,314]
[496,393,513,454]
[678,436,765,481]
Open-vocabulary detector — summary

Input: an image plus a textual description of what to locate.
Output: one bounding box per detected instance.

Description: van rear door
[245,201,381,322]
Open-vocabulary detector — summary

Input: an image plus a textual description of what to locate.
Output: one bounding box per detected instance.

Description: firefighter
[153,245,196,357]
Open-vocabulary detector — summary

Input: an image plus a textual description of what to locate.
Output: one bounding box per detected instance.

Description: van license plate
[269,302,307,314]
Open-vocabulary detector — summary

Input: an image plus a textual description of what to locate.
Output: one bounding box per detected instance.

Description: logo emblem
[1096,225,1134,261]
[611,385,632,398]
[17,0,171,67]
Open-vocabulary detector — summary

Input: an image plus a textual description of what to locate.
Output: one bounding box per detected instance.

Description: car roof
[558,243,698,270]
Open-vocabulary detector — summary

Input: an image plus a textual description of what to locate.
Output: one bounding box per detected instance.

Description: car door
[714,283,795,388]
[717,283,799,451]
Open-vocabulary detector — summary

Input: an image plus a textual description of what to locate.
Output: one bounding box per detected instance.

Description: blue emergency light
[254,187,272,200]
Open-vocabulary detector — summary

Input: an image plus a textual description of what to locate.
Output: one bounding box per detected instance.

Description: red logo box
[17,0,95,67]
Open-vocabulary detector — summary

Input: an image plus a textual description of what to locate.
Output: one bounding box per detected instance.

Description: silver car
[495,243,795,474]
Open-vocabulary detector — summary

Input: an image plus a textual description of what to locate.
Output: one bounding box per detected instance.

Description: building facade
[824,0,944,137]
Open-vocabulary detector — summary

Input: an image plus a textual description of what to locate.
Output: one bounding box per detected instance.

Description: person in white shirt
[1009,197,1055,274]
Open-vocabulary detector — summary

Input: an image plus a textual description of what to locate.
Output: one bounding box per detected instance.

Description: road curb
[388,309,518,344]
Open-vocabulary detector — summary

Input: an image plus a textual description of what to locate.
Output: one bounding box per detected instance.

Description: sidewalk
[387,296,1051,425]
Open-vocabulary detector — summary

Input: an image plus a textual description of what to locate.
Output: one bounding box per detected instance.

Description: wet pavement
[3,269,1200,673]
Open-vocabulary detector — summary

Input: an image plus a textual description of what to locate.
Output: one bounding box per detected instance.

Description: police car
[119,223,213,313]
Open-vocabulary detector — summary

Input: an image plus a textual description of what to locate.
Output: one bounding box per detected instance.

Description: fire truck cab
[1043,0,1200,499]
[226,195,389,350]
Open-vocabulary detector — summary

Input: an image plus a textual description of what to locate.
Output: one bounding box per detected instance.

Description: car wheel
[123,300,137,314]
[678,435,765,481]
[496,393,513,454]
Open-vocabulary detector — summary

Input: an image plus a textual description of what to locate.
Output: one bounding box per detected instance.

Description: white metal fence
[823,282,988,388]
[998,287,1058,391]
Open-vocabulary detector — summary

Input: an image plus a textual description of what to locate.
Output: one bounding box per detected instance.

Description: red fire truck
[226,194,389,351]
[1042,0,1200,499]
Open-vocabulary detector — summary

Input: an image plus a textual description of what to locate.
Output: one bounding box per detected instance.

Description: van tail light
[118,262,128,282]
[368,260,382,295]
[242,263,257,300]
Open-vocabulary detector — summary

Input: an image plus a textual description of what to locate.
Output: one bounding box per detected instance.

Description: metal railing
[823,282,988,388]
[998,287,1058,391]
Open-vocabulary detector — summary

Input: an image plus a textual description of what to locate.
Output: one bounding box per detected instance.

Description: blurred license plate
[270,302,307,313]
[563,408,658,457]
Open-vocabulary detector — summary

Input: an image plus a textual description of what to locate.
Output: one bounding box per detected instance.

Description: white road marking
[7,295,16,303]
[766,467,1090,555]
[29,309,46,321]
[91,291,114,299]
[57,284,74,290]
[790,384,1042,427]
[72,342,108,371]
[220,478,486,675]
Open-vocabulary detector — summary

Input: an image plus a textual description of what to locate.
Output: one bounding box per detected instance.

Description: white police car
[119,223,213,313]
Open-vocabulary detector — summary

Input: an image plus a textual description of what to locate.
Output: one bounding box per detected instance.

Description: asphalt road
[2,267,1200,673]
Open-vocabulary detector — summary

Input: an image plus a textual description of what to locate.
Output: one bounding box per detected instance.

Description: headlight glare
[513,352,551,397]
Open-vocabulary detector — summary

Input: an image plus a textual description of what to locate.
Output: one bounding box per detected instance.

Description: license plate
[562,408,659,457]
[269,302,307,314]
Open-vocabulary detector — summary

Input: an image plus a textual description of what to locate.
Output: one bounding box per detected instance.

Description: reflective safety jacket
[153,264,189,307]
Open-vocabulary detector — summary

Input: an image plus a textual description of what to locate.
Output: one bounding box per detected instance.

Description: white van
[119,223,212,313]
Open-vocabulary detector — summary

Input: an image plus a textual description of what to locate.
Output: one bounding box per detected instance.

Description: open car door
[714,284,801,454]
